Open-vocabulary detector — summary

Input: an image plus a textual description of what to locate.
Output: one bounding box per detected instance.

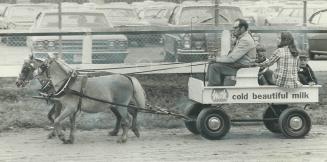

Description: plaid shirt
[259,47,302,88]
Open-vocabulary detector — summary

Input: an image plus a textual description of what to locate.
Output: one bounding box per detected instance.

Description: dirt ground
[0,125,327,162]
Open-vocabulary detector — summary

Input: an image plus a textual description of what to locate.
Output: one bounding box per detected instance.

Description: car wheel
[196,107,230,140]
[164,51,176,62]
[184,101,204,135]
[263,104,288,133]
[279,108,311,138]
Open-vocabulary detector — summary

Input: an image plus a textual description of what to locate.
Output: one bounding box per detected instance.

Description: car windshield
[179,6,214,25]
[144,8,168,18]
[7,6,53,19]
[318,11,327,25]
[39,13,110,29]
[219,7,243,22]
[278,8,293,17]
[278,8,321,18]
[98,8,138,18]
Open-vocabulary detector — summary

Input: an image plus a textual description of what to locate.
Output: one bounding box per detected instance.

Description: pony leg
[47,104,56,124]
[109,107,121,136]
[115,106,129,143]
[128,106,140,138]
[54,105,77,144]
[47,101,62,139]
[66,112,77,144]
[130,77,147,138]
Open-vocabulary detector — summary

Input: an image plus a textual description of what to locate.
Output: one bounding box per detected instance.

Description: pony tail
[288,44,299,57]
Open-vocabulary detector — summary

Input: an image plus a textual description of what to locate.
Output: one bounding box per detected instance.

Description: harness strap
[53,71,77,97]
[77,76,88,112]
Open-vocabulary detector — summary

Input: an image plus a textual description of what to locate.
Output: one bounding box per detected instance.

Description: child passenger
[298,52,317,85]
[257,32,302,88]
[256,44,275,85]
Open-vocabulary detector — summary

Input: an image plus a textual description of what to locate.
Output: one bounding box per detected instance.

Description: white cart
[185,67,321,140]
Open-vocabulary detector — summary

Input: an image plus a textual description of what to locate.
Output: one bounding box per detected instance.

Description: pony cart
[16,56,321,143]
[185,67,321,140]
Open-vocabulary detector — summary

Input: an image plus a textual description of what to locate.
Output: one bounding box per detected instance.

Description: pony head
[16,55,50,87]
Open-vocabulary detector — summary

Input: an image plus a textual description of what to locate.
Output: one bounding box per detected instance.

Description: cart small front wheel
[279,108,311,138]
[184,102,203,135]
[263,104,288,133]
[196,107,230,140]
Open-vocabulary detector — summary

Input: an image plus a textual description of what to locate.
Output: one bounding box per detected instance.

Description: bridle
[18,62,36,85]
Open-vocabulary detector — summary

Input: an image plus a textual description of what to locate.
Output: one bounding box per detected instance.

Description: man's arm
[216,37,252,63]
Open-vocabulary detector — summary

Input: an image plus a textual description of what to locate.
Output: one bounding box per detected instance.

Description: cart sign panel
[203,87,320,104]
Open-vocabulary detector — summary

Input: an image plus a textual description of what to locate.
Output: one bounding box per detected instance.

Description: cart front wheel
[263,104,288,133]
[196,107,230,140]
[279,108,311,138]
[184,102,203,135]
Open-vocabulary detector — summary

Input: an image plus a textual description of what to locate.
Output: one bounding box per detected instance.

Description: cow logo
[211,89,228,102]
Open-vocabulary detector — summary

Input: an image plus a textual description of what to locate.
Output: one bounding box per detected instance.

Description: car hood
[111,20,150,27]
[29,28,127,41]
[7,17,34,24]
[267,17,300,25]
[144,18,169,26]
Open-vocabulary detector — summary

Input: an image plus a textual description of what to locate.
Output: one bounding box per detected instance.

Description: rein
[76,62,188,72]
[125,62,206,74]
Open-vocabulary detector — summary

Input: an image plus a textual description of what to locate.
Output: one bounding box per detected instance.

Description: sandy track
[0,125,327,162]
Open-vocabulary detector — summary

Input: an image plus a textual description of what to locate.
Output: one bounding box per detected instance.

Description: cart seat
[234,67,260,87]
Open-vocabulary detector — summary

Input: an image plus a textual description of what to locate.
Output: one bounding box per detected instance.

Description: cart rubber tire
[279,108,311,138]
[196,107,230,140]
[263,104,288,133]
[184,102,203,135]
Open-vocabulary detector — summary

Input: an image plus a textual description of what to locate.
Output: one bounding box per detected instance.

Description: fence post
[82,33,92,64]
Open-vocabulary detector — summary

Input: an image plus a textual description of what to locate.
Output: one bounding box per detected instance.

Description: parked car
[1,3,57,46]
[163,2,242,62]
[96,3,156,46]
[237,4,281,26]
[265,5,323,26]
[27,9,128,64]
[0,4,10,29]
[307,9,327,60]
[137,2,177,26]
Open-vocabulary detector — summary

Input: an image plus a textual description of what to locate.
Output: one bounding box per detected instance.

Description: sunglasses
[233,26,240,30]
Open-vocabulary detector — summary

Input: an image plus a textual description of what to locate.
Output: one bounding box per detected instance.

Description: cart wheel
[196,107,230,140]
[263,104,288,133]
[279,108,311,138]
[184,102,203,135]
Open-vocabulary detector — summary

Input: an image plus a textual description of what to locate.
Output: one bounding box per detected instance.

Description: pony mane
[47,58,74,92]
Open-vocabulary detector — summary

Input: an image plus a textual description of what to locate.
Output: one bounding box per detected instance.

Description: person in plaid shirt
[257,32,302,88]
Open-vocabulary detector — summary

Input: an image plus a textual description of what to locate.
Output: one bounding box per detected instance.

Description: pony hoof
[47,133,56,139]
[109,130,118,136]
[116,138,127,144]
[63,139,74,144]
[132,128,140,138]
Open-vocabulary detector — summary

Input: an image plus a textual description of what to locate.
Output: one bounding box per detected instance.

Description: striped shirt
[259,46,302,88]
